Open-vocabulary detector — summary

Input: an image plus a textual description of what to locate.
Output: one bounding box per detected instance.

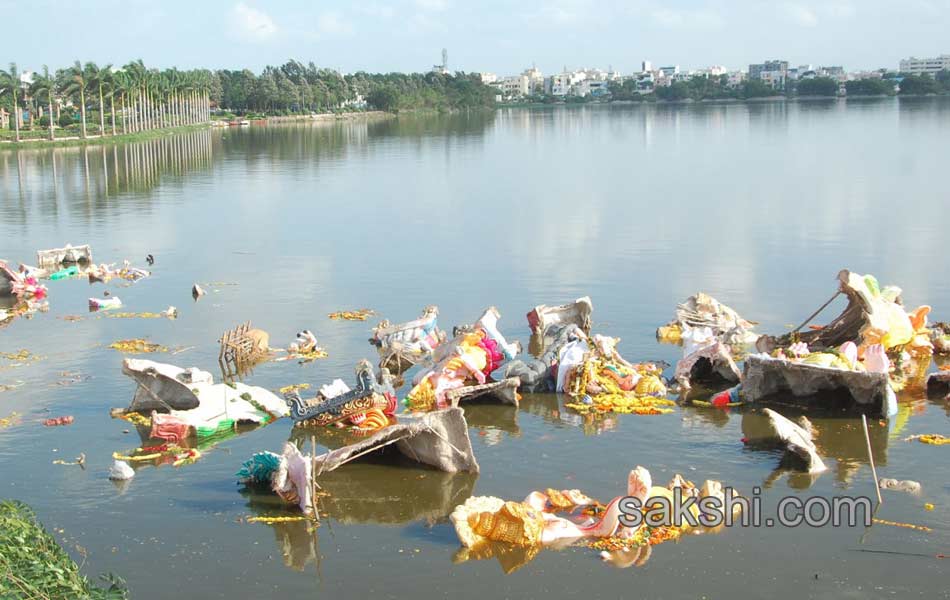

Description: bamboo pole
[862,414,883,505]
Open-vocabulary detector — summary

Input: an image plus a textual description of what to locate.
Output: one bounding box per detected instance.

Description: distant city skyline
[4,0,949,75]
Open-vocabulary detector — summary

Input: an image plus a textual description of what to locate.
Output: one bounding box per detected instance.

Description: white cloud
[415,0,448,10]
[317,12,354,36]
[230,2,277,41]
[783,3,819,27]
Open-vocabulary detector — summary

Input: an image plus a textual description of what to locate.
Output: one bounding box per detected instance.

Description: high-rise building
[899,55,950,75]
[749,60,788,79]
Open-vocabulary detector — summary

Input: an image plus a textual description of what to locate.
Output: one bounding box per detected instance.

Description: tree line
[1,61,211,142]
[216,60,494,114]
[1,59,494,143]
[604,70,950,102]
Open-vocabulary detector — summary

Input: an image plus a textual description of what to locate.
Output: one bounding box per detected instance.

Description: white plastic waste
[109,460,135,480]
[89,297,122,310]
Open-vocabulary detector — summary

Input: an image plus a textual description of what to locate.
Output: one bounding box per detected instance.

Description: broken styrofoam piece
[526,296,593,336]
[741,354,891,418]
[444,377,521,408]
[662,293,757,347]
[37,243,92,267]
[674,341,741,392]
[109,460,135,481]
[749,408,827,474]
[121,358,288,429]
[878,478,922,495]
[311,407,479,474]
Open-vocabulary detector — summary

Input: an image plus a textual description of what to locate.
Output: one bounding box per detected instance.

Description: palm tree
[1,63,22,142]
[29,66,56,140]
[85,62,112,136]
[124,60,147,131]
[112,69,131,134]
[60,61,88,138]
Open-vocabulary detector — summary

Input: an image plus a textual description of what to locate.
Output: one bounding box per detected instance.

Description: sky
[3,0,949,76]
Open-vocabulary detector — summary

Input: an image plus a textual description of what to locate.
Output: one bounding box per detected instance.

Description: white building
[899,55,950,75]
[701,65,728,76]
[500,75,530,97]
[726,71,746,87]
[479,73,498,84]
[759,71,786,90]
[642,60,653,73]
[659,65,680,77]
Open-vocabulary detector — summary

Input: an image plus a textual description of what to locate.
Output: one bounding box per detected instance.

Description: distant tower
[442,48,448,72]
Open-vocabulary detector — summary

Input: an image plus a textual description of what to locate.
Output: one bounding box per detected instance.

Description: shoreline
[0,111,397,151]
[499,93,945,109]
[0,123,212,150]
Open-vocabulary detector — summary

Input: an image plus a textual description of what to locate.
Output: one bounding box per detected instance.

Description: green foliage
[796,77,839,96]
[845,78,896,96]
[59,111,76,127]
[0,500,128,599]
[655,81,690,101]
[899,74,943,95]
[740,79,776,99]
[216,61,494,114]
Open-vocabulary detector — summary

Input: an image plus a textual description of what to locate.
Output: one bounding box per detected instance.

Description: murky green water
[1,99,949,599]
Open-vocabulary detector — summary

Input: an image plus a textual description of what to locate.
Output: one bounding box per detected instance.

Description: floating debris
[54,371,91,387]
[109,460,135,481]
[0,349,40,361]
[89,297,123,311]
[451,466,740,570]
[372,306,445,375]
[873,518,932,532]
[106,307,177,319]
[109,339,168,354]
[0,412,21,429]
[527,296,593,337]
[563,335,674,416]
[278,383,311,395]
[879,478,922,494]
[906,434,950,446]
[329,308,376,321]
[245,515,313,524]
[59,315,84,322]
[218,321,271,378]
[405,307,518,411]
[285,360,396,430]
[43,416,75,427]
[52,453,85,467]
[0,381,25,393]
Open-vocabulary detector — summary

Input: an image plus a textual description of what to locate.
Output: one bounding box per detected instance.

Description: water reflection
[0,128,215,225]
[742,409,890,490]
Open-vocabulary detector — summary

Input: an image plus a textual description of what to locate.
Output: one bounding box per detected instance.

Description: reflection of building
[899,54,950,75]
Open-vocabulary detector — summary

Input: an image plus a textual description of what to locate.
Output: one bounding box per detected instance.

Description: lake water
[1,99,949,599]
